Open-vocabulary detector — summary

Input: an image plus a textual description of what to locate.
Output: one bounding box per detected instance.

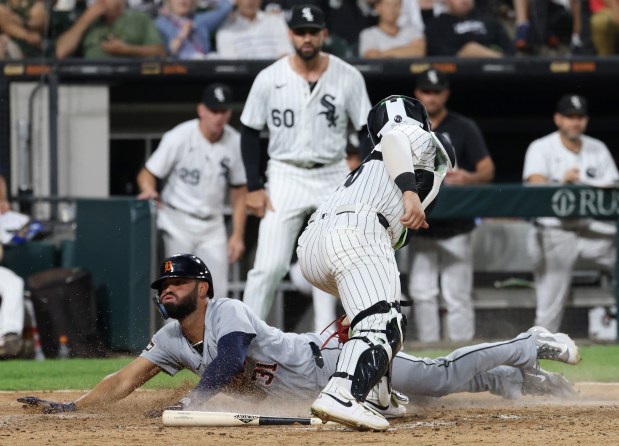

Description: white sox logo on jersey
[319,94,338,127]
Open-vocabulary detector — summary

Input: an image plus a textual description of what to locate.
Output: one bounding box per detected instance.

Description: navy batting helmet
[367,95,431,146]
[151,254,214,298]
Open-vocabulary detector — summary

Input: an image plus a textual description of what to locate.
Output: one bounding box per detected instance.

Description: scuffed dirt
[1,383,618,446]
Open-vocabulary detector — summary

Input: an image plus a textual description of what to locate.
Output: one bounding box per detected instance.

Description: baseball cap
[556,94,588,116]
[201,83,233,110]
[288,4,326,30]
[416,69,449,91]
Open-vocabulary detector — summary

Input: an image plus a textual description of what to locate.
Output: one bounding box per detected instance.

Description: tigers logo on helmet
[164,261,173,272]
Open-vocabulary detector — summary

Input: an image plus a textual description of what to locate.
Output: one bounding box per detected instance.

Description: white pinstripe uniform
[296,120,446,406]
[146,120,246,298]
[523,131,619,332]
[240,54,371,328]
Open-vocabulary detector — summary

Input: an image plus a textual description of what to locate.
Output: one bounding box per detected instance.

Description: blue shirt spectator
[156,0,232,59]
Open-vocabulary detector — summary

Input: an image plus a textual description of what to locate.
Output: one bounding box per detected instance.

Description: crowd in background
[0,0,618,60]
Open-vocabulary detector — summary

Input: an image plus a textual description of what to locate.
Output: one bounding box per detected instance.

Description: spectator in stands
[425,0,515,57]
[513,0,583,54]
[55,0,165,59]
[126,0,164,18]
[0,0,84,58]
[262,0,378,58]
[359,0,426,57]
[136,83,247,298]
[0,175,25,359]
[155,0,233,59]
[589,0,619,55]
[407,69,494,343]
[215,0,291,59]
[522,94,618,332]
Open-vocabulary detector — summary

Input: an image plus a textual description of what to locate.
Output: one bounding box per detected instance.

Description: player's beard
[295,42,321,61]
[162,284,199,320]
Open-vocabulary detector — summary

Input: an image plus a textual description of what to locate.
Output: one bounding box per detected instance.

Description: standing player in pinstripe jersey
[297,95,456,431]
[137,84,247,299]
[239,4,372,330]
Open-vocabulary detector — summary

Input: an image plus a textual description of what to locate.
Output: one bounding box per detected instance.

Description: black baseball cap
[416,69,449,91]
[288,4,326,30]
[201,83,233,109]
[556,94,588,116]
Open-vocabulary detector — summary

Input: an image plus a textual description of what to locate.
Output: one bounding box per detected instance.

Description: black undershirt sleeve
[240,124,264,192]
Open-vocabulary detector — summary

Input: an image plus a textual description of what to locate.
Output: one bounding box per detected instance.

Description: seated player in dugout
[20,254,581,423]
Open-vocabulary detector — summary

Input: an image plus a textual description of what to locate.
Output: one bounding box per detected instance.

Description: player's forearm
[240,125,264,192]
[136,168,158,197]
[230,186,247,239]
[74,357,161,408]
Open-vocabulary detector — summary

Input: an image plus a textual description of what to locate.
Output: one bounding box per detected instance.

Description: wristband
[394,172,418,194]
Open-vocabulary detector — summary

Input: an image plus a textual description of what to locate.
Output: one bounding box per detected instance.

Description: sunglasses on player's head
[292,28,322,36]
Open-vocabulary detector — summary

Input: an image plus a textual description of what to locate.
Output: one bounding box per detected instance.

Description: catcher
[19,254,580,418]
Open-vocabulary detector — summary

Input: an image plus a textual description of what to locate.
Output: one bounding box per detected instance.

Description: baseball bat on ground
[162,410,329,427]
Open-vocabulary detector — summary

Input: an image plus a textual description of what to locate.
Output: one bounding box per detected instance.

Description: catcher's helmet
[367,95,431,146]
[151,254,214,298]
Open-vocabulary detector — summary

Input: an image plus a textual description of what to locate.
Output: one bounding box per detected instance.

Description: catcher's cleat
[527,326,581,365]
[521,368,578,399]
[311,387,390,432]
[366,390,408,419]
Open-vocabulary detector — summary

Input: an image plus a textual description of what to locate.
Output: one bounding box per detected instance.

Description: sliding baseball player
[20,254,580,420]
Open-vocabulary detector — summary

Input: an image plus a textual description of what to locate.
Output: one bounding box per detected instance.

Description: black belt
[165,203,214,221]
[309,207,389,230]
[309,342,324,369]
[281,160,328,169]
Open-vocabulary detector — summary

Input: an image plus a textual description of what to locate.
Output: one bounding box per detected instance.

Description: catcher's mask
[367,95,431,147]
[150,254,214,319]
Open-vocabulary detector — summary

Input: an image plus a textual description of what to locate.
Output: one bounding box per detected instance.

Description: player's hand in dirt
[18,396,76,414]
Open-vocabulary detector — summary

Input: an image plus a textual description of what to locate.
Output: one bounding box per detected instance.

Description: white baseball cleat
[311,387,390,431]
[527,326,581,365]
[366,389,408,419]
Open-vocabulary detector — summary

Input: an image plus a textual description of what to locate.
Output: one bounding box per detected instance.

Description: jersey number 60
[271,109,294,128]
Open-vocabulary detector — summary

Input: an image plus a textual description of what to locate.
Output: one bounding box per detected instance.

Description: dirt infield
[2,384,618,446]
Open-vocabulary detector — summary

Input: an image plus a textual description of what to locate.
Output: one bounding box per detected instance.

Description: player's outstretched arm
[19,357,162,413]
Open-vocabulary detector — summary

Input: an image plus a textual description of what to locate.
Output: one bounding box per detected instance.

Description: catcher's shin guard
[333,303,405,402]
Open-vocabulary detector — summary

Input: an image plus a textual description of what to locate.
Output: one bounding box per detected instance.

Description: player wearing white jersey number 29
[137,84,247,298]
[239,4,372,330]
[297,95,456,431]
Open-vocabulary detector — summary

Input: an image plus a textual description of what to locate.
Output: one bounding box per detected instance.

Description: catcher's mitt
[18,396,76,414]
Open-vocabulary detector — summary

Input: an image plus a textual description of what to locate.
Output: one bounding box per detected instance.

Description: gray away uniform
[141,297,538,402]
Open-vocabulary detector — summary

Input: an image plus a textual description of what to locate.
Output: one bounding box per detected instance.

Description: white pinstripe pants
[243,160,349,321]
[297,210,402,391]
[0,266,24,337]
